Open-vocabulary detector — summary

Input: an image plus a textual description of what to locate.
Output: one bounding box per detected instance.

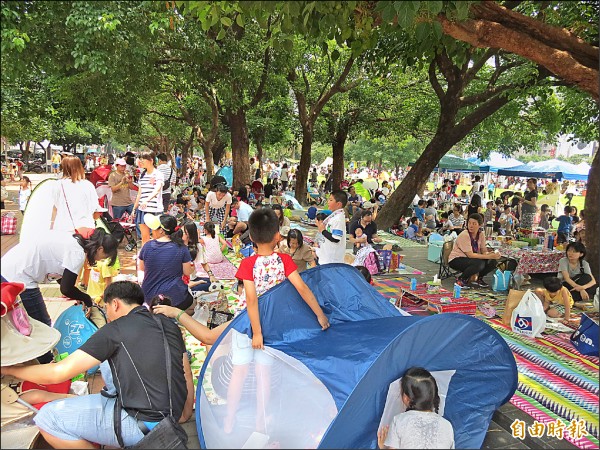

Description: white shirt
[385,410,455,449]
[137,168,164,213]
[1,231,86,289]
[19,187,31,211]
[206,191,232,209]
[315,209,346,265]
[52,178,98,232]
[236,201,254,222]
[157,163,176,194]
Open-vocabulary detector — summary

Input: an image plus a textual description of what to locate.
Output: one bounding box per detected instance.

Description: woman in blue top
[138,214,195,309]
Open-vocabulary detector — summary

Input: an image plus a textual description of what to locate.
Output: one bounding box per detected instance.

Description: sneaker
[474,279,489,288]
[455,279,471,290]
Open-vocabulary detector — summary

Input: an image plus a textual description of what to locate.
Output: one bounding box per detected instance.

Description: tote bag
[570,313,599,356]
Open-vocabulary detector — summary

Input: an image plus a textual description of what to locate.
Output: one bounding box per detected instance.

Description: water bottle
[410,278,417,291]
[547,234,554,251]
[539,235,545,250]
[453,283,461,299]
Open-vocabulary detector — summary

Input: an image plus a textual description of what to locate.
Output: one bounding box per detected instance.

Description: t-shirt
[137,169,165,213]
[285,244,314,274]
[315,209,346,265]
[522,189,538,215]
[405,224,419,240]
[206,191,232,209]
[87,258,120,303]
[414,207,425,221]
[157,163,176,194]
[235,252,297,297]
[139,240,192,306]
[52,178,98,232]
[472,181,482,197]
[79,306,187,422]
[449,229,487,261]
[280,168,289,182]
[175,155,182,169]
[108,171,133,207]
[264,184,274,198]
[424,207,438,229]
[446,214,464,229]
[307,206,318,220]
[557,215,572,233]
[1,231,85,289]
[557,257,592,281]
[19,187,31,211]
[384,410,455,449]
[236,201,254,222]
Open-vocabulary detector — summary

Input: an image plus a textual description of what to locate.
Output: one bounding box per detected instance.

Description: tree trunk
[229,109,251,188]
[295,125,313,206]
[376,132,457,230]
[584,149,599,278]
[211,137,227,169]
[331,126,348,191]
[255,135,264,180]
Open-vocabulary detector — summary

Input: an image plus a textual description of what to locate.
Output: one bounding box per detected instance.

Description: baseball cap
[143,213,162,230]
[115,158,127,166]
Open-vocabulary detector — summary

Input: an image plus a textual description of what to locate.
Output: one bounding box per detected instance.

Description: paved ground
[1,172,577,449]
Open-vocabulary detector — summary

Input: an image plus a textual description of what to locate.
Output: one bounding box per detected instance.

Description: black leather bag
[114,315,188,449]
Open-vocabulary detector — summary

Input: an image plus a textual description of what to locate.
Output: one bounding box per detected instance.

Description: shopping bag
[492,269,512,292]
[376,249,392,272]
[389,252,399,272]
[570,313,599,356]
[53,305,99,374]
[1,213,17,235]
[511,289,546,338]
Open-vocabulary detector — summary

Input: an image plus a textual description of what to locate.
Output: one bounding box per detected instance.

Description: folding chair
[438,240,460,280]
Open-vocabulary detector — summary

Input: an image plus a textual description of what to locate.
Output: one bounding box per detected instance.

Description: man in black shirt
[1,281,194,449]
[349,209,382,253]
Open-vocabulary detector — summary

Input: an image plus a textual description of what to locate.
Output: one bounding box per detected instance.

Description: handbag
[492,269,512,292]
[114,315,188,449]
[570,313,599,356]
[1,212,17,235]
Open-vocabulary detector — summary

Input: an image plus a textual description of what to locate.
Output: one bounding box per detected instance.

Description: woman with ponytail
[377,367,454,449]
[1,228,118,362]
[138,214,195,309]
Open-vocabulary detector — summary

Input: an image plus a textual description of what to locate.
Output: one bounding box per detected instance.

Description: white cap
[114,158,127,166]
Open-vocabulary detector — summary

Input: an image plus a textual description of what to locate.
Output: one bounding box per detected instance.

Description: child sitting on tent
[224,208,330,434]
[378,367,454,449]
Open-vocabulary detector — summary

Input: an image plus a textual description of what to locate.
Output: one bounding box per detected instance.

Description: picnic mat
[484,319,599,449]
[378,231,426,248]
[195,257,239,279]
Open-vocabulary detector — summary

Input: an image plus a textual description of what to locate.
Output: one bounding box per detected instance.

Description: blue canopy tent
[196,265,517,449]
[215,165,233,187]
[498,159,589,181]
[467,152,523,173]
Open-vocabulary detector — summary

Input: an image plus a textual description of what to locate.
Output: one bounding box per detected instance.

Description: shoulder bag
[114,314,188,449]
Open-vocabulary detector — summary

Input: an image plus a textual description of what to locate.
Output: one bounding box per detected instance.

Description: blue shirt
[139,240,192,306]
[557,215,572,234]
[307,206,318,220]
[175,155,182,169]
[405,224,419,240]
[415,207,425,221]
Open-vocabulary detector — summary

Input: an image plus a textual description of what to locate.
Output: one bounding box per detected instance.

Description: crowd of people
[0,150,596,449]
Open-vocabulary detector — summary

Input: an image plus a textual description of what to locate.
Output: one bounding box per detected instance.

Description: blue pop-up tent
[196,265,517,449]
[215,165,233,187]
[498,159,589,181]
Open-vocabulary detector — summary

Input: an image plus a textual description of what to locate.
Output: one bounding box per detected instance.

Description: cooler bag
[570,313,599,356]
[53,305,99,374]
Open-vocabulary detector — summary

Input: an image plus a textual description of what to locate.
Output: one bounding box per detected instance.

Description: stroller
[250,180,264,206]
[97,193,137,251]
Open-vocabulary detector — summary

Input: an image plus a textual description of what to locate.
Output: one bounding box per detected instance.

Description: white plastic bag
[511,289,546,338]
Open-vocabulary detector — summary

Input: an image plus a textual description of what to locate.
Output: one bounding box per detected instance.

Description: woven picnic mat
[483,319,599,448]
[377,231,426,248]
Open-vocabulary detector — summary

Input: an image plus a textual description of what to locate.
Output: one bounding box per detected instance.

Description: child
[414,200,426,222]
[499,206,517,235]
[307,201,318,222]
[199,221,228,264]
[354,227,367,249]
[535,276,573,322]
[378,367,454,449]
[483,201,495,224]
[356,265,372,284]
[315,190,348,265]
[225,208,330,433]
[18,176,32,214]
[538,204,551,230]
[556,206,573,244]
[87,256,119,308]
[404,217,423,241]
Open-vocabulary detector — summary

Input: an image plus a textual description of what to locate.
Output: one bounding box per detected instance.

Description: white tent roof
[320,157,333,168]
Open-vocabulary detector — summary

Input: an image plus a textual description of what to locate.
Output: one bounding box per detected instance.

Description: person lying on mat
[0,281,195,449]
[448,213,501,289]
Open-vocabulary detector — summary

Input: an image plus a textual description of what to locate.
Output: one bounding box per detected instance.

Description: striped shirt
[138,169,164,213]
[157,163,176,194]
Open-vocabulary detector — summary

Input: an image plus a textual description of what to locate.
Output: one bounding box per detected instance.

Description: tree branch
[146,110,187,122]
[428,59,445,100]
[458,83,515,107]
[248,15,273,109]
[464,48,497,84]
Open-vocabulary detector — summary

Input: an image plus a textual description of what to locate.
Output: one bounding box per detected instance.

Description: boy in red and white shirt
[225,208,329,433]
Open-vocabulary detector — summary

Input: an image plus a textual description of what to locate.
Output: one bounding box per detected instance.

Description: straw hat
[1,282,61,367]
